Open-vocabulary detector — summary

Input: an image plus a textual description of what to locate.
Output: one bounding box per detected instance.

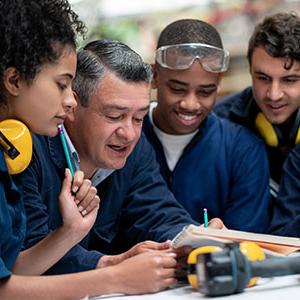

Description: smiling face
[251,47,300,125]
[5,47,77,137]
[67,70,150,174]
[152,61,221,135]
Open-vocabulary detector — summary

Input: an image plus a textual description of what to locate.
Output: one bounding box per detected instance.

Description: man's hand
[97,240,175,268]
[207,217,227,229]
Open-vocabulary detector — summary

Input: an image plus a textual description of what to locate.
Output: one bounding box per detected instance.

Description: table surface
[91,275,300,300]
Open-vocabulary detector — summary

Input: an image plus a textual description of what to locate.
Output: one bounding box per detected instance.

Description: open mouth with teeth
[266,103,287,112]
[177,112,199,121]
[108,144,128,153]
[174,111,202,126]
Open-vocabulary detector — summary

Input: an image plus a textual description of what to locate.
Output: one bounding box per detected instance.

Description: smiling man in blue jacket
[16,39,197,277]
[143,19,270,231]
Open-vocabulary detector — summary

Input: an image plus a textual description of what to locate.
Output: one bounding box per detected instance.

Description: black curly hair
[247,12,300,69]
[0,0,86,106]
[156,19,224,50]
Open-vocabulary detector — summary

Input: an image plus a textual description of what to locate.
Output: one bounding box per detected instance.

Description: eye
[107,115,122,121]
[57,82,67,91]
[133,117,144,125]
[197,87,217,97]
[257,74,270,82]
[169,86,186,95]
[283,77,299,84]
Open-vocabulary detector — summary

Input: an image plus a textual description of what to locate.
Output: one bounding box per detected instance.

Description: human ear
[3,67,21,96]
[217,73,224,94]
[151,64,158,89]
[66,91,79,122]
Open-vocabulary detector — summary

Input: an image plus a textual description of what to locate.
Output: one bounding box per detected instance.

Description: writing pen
[203,208,209,228]
[57,124,75,179]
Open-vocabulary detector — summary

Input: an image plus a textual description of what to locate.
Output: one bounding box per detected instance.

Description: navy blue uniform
[0,151,26,280]
[143,112,270,232]
[17,133,196,274]
[269,144,300,236]
[214,87,290,187]
[214,87,300,235]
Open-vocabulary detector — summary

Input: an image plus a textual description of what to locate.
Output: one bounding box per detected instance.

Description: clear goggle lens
[155,43,230,73]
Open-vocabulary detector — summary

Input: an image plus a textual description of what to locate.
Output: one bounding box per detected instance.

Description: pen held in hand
[57,124,75,179]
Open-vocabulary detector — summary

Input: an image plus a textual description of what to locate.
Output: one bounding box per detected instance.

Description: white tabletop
[91,275,300,300]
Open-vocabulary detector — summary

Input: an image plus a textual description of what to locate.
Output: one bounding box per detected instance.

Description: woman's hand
[109,251,177,294]
[59,168,100,243]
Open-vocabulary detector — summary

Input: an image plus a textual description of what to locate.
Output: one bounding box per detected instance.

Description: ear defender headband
[255,110,300,147]
[0,119,32,174]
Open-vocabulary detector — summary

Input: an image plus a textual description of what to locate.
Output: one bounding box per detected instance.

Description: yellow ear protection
[255,110,300,147]
[0,119,32,174]
[187,242,265,296]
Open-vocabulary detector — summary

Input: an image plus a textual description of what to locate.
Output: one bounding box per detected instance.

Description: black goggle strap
[0,130,20,159]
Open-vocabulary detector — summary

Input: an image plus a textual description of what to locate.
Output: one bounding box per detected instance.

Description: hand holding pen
[59,168,100,242]
[202,208,226,229]
[57,124,100,230]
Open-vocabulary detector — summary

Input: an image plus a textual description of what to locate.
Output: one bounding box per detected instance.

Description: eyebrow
[168,79,217,89]
[57,73,74,80]
[168,79,189,87]
[102,104,150,113]
[254,70,300,78]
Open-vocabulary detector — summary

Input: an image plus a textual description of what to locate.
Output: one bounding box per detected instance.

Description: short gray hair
[72,39,152,107]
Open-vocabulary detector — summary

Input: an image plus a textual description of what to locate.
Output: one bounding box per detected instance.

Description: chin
[110,160,127,170]
[40,127,59,137]
[30,127,54,137]
[266,115,287,126]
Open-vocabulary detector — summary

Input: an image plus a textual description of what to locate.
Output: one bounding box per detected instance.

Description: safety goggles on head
[155,43,230,73]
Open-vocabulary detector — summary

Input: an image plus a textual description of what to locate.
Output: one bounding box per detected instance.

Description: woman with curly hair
[0,1,176,298]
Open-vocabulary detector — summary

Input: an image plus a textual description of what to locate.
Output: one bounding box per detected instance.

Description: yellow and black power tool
[0,119,32,174]
[186,241,300,297]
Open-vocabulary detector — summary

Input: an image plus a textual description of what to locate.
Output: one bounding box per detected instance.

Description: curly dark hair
[247,12,300,69]
[156,19,223,50]
[0,0,86,106]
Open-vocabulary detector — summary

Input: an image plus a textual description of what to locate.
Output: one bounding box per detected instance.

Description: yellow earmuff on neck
[255,112,279,147]
[295,126,300,144]
[0,119,32,174]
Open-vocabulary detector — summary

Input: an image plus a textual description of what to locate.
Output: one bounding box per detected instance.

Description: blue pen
[57,124,75,179]
[203,208,209,228]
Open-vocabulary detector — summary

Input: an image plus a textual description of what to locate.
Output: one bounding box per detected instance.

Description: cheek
[252,80,265,98]
[287,89,300,102]
[201,97,216,111]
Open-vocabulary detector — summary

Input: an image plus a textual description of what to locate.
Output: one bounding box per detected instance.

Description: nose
[116,121,139,143]
[63,90,77,114]
[179,92,201,111]
[266,82,284,101]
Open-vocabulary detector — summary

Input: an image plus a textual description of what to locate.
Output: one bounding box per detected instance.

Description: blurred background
[69,0,300,98]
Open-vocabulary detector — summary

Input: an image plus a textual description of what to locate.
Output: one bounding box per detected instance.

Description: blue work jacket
[16,133,196,274]
[143,112,270,232]
[269,144,300,237]
[214,87,292,186]
[0,151,26,280]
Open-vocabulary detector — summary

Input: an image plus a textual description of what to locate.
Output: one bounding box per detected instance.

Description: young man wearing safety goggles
[143,19,270,232]
[214,13,300,237]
